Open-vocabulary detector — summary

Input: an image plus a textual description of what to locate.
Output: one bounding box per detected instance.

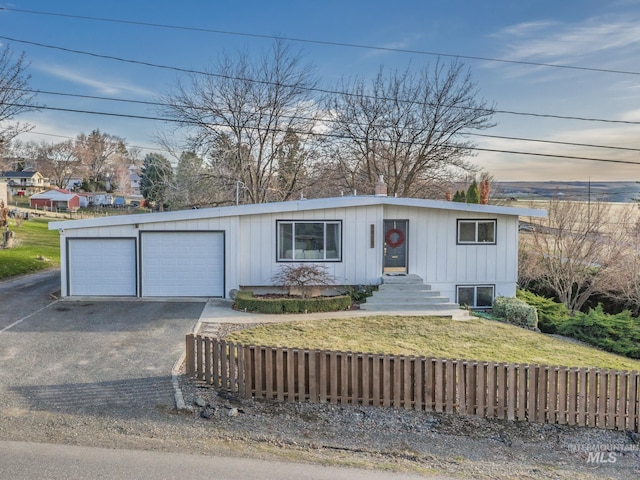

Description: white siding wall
[238,205,384,287]
[58,202,521,299]
[383,205,519,301]
[59,216,240,298]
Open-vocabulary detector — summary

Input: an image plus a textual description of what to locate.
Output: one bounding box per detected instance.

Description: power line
[3,6,640,77]
[19,86,640,152]
[3,34,640,126]
[25,130,166,153]
[7,101,640,167]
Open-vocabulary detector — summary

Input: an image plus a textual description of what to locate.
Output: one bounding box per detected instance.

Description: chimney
[374,175,387,197]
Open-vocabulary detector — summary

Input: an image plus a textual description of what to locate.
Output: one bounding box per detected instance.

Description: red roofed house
[30,189,80,212]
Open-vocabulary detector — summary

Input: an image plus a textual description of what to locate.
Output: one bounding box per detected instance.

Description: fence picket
[477,362,486,418]
[186,337,639,434]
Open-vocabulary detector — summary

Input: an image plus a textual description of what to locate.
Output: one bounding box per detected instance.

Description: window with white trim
[457,285,494,308]
[277,221,341,261]
[457,219,496,244]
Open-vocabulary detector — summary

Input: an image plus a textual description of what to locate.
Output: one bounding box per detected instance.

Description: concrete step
[373,291,444,299]
[381,274,424,284]
[365,295,451,304]
[378,283,432,291]
[360,302,460,311]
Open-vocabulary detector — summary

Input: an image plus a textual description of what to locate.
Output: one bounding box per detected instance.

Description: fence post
[185,334,195,377]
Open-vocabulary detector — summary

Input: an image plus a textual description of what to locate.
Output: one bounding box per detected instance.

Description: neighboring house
[49,192,547,301]
[129,173,142,196]
[86,193,114,207]
[30,189,80,212]
[0,171,49,196]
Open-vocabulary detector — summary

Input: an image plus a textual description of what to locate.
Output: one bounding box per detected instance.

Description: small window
[457,220,496,244]
[457,285,495,308]
[277,221,341,261]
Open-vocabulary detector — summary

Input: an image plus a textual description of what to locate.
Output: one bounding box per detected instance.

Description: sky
[1,0,640,181]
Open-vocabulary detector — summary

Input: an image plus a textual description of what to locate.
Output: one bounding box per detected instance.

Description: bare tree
[520,198,631,314]
[0,45,38,145]
[75,129,128,190]
[325,61,494,198]
[38,140,79,188]
[599,208,640,314]
[161,41,320,204]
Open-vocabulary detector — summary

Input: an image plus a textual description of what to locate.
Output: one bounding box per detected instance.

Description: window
[277,221,341,261]
[457,219,496,244]
[457,285,494,308]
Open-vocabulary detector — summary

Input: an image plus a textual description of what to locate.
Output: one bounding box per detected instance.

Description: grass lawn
[226,316,640,371]
[0,218,60,279]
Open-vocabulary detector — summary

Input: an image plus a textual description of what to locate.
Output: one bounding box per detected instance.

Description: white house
[49,195,546,304]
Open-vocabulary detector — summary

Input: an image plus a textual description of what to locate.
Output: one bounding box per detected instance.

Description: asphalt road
[0,441,433,480]
[0,269,61,332]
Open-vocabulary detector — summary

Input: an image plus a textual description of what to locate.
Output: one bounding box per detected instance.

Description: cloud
[493,15,640,65]
[36,63,153,97]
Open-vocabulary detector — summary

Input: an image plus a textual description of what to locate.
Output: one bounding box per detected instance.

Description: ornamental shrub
[492,296,538,330]
[516,289,569,334]
[557,305,640,359]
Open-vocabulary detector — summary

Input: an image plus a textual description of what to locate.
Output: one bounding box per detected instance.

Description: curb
[171,308,204,412]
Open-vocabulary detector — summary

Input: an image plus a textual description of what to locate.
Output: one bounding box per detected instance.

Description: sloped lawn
[226,316,640,371]
[0,218,59,279]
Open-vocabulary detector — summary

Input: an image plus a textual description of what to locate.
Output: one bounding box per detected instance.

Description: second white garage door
[141,231,224,297]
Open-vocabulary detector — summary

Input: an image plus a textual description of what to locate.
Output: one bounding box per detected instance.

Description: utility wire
[3,34,640,126]
[2,6,640,76]
[18,86,640,152]
[7,101,640,167]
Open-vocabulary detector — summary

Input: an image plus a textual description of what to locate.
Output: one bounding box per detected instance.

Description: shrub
[557,305,640,359]
[235,291,351,314]
[517,289,569,333]
[344,284,377,303]
[271,264,335,298]
[492,296,538,329]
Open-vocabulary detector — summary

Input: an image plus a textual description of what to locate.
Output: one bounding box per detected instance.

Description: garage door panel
[141,232,224,297]
[68,238,137,296]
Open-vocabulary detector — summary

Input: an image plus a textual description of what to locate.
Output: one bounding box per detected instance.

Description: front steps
[360,274,467,319]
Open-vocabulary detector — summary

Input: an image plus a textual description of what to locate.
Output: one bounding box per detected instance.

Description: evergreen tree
[141,153,174,211]
[466,180,480,204]
[452,190,466,202]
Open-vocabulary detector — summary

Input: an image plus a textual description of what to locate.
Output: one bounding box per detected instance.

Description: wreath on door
[385,228,405,248]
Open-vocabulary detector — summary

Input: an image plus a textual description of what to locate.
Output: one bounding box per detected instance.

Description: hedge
[235,291,352,314]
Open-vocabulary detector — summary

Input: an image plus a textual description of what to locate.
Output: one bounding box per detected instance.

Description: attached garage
[140,231,224,297]
[67,238,137,296]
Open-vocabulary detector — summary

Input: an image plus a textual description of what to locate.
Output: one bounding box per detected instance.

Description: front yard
[226,315,640,371]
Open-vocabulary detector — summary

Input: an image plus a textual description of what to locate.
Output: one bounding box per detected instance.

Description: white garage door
[141,232,224,297]
[68,238,137,296]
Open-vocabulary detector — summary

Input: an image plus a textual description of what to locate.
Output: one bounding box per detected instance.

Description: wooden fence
[185,334,640,433]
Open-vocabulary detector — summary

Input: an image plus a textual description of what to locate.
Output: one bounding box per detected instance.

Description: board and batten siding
[237,205,384,287]
[382,205,519,301]
[58,216,240,298]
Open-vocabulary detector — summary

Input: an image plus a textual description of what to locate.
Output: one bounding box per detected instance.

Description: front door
[383,220,408,273]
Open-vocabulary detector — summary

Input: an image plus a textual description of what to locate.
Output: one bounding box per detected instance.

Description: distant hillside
[494,181,640,203]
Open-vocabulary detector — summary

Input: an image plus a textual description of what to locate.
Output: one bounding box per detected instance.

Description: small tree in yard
[271,264,335,299]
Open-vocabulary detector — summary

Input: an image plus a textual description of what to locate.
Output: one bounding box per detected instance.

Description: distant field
[495,181,640,203]
[0,218,60,279]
